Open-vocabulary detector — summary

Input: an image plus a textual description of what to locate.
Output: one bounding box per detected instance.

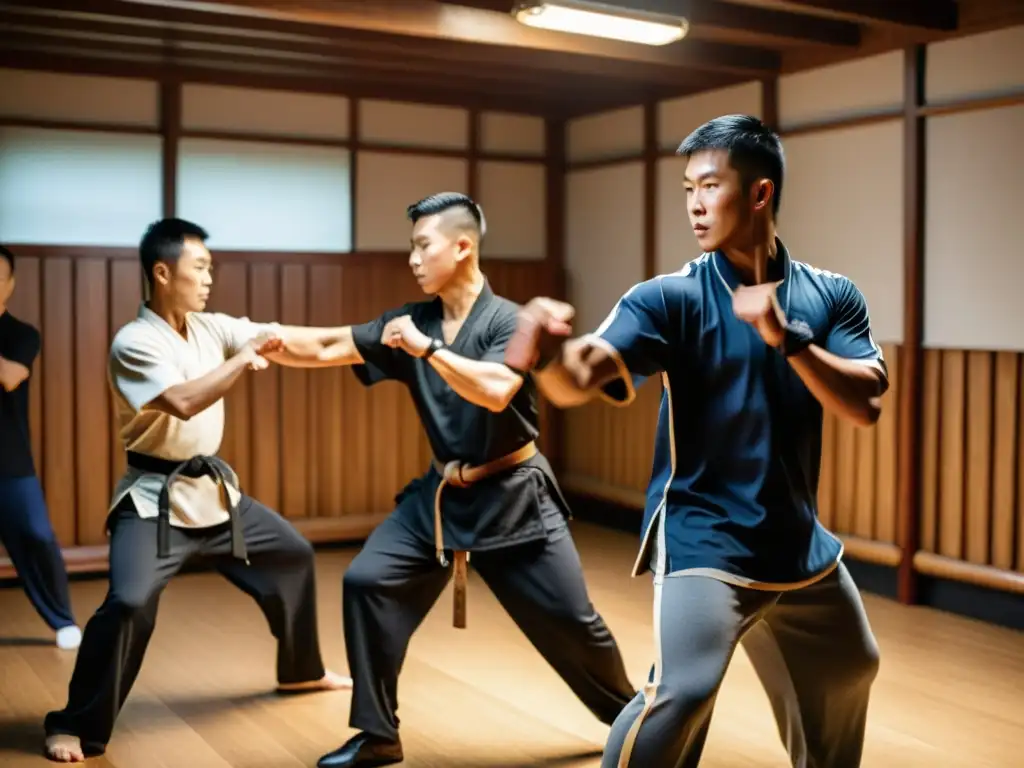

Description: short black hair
[676,114,785,216]
[406,192,487,240]
[0,245,14,275]
[139,218,209,286]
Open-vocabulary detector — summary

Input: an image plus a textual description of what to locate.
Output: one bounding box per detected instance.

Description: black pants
[44,495,327,755]
[0,475,76,630]
[343,512,636,741]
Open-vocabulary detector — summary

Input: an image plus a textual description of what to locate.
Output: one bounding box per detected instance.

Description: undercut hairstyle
[139,217,209,286]
[677,114,785,216]
[0,245,14,275]
[406,192,487,241]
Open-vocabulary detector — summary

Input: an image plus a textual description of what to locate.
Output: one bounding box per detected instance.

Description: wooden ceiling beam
[17,0,780,76]
[774,0,958,30]
[0,8,736,89]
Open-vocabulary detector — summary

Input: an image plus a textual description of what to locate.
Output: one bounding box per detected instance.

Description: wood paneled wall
[0,249,560,575]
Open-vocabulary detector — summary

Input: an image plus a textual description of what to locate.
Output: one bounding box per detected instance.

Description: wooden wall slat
[920,348,942,553]
[938,350,966,560]
[991,352,1018,571]
[965,351,993,565]
[875,344,899,544]
[278,264,309,519]
[42,258,76,547]
[74,259,111,546]
[308,264,345,517]
[248,264,282,512]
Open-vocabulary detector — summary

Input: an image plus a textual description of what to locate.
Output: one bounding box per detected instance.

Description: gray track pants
[602,558,879,768]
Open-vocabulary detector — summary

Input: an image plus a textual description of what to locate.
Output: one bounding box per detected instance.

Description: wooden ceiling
[0,0,994,117]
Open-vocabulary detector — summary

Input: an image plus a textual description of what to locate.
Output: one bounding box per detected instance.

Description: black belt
[126,452,247,564]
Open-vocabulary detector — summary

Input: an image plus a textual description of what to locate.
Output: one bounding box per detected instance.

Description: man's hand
[381,315,431,358]
[505,298,575,371]
[240,333,283,371]
[732,283,786,348]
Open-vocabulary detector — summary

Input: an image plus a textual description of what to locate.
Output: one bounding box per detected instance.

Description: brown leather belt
[432,440,538,629]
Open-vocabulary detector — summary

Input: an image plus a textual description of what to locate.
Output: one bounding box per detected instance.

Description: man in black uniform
[0,244,81,650]
[283,193,634,768]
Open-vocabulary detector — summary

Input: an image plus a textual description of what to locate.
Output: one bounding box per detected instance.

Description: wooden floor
[1,522,1022,768]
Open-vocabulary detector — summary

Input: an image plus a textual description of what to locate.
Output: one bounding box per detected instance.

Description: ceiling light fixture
[512,1,689,47]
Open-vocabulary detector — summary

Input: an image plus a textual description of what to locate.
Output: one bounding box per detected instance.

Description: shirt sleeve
[584,278,676,407]
[478,306,522,368]
[206,313,282,357]
[349,305,415,387]
[109,330,186,413]
[3,322,40,369]
[824,278,890,389]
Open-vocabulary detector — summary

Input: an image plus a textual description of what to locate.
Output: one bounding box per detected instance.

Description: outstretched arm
[265,326,365,368]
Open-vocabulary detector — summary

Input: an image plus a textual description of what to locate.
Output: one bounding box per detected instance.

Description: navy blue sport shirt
[587,238,888,589]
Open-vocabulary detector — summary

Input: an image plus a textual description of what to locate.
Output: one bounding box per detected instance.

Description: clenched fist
[732,283,786,348]
[381,314,431,358]
[505,297,575,371]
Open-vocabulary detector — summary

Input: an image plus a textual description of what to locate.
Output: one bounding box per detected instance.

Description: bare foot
[45,734,85,763]
[276,669,352,693]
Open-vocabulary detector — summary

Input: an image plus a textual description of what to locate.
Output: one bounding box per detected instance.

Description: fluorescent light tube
[514,2,688,46]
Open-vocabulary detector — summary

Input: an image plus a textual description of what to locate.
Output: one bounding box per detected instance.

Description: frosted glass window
[176,138,352,252]
[0,127,162,246]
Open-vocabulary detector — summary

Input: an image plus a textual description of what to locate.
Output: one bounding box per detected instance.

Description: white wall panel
[565,162,645,333]
[479,112,546,156]
[0,69,158,127]
[926,25,1024,104]
[181,85,349,139]
[359,100,468,150]
[176,138,351,252]
[0,127,162,246]
[355,152,468,250]
[658,82,762,151]
[566,106,643,164]
[778,122,904,343]
[655,156,697,275]
[779,52,903,129]
[476,161,546,259]
[924,104,1024,350]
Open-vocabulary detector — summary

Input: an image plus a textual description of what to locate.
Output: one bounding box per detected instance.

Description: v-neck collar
[138,303,192,347]
[711,237,792,314]
[436,279,494,351]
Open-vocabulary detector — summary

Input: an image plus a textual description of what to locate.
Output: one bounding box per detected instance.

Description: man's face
[408,214,470,295]
[0,258,13,307]
[153,237,213,312]
[684,148,754,253]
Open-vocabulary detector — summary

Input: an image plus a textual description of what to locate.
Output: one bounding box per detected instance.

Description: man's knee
[846,634,880,689]
[342,553,381,596]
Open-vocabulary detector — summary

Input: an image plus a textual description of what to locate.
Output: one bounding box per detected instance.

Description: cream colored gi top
[108,304,278,529]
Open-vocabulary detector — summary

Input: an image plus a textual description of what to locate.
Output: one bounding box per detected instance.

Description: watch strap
[781,319,815,357]
[422,338,444,359]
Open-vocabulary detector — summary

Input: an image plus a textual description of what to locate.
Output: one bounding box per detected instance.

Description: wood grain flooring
[1,522,1022,767]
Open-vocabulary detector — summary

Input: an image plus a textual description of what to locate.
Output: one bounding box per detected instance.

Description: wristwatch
[422,338,444,359]
[780,319,815,357]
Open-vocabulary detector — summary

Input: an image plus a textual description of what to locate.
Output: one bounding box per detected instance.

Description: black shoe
[316,732,403,767]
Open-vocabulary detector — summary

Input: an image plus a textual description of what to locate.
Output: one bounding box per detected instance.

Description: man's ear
[455,234,474,262]
[152,261,172,287]
[751,178,774,214]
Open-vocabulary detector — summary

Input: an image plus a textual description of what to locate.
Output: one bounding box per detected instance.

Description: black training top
[350,280,569,552]
[0,310,40,478]
[593,238,888,588]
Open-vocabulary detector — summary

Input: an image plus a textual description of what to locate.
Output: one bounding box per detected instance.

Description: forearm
[427,349,523,412]
[786,345,885,426]
[0,355,30,392]
[532,338,620,409]
[268,326,362,368]
[155,354,249,420]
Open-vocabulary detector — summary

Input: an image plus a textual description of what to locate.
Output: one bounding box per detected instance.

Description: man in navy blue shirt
[507,115,884,767]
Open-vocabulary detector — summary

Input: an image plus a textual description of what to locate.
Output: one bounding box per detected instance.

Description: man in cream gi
[44,218,351,763]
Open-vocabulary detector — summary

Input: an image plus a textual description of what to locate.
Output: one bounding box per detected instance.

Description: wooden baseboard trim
[0,515,387,580]
[561,474,646,509]
[840,536,901,567]
[913,551,1024,595]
